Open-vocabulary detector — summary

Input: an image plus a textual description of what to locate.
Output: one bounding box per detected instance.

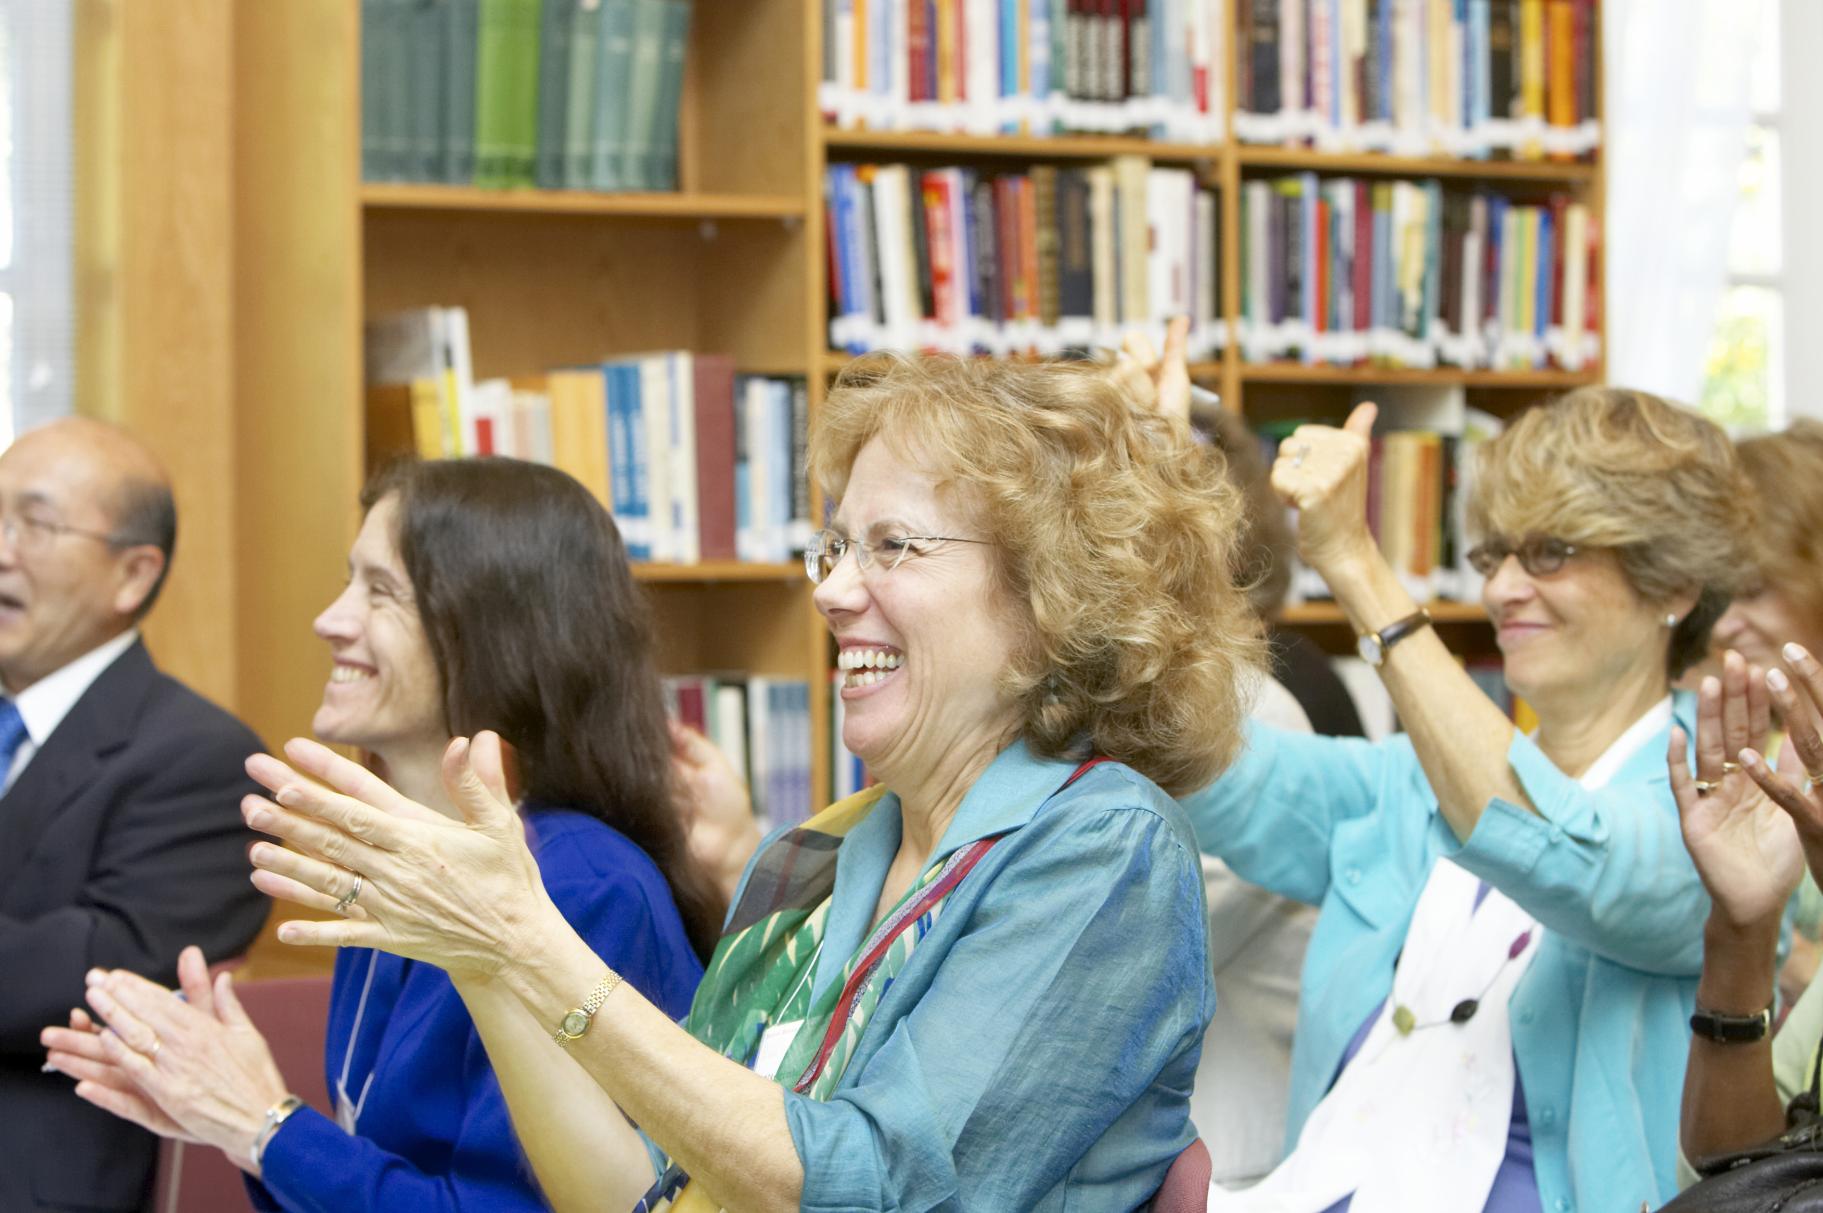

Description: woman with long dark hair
[43,458,717,1212]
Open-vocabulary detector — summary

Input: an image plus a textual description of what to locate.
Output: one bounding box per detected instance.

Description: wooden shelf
[822,127,1220,163]
[1240,363,1600,390]
[1280,601,1490,626]
[1236,146,1597,185]
[822,351,1232,385]
[361,183,807,220]
[634,562,804,584]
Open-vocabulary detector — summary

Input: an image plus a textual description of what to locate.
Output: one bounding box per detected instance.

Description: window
[1699,0,1783,429]
[0,1,77,448]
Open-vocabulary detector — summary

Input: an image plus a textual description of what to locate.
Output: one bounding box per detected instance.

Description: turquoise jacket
[1180,693,1704,1213]
[770,740,1215,1211]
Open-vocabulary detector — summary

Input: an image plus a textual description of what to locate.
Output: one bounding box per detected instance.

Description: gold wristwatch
[553,968,624,1048]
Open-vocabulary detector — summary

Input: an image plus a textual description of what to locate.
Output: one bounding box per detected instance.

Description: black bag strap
[1788,1034,1823,1126]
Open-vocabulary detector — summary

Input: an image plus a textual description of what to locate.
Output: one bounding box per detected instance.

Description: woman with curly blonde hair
[1181,387,1758,1213]
[228,353,1264,1211]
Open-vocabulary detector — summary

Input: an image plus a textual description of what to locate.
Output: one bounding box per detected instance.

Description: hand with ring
[242,732,566,980]
[39,946,292,1174]
[1669,649,1798,933]
[1268,402,1380,578]
[1740,641,1823,890]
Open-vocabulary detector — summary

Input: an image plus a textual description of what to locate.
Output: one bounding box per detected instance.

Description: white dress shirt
[4,628,140,793]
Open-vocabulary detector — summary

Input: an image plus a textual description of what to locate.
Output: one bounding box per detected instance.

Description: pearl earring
[1665,614,1680,628]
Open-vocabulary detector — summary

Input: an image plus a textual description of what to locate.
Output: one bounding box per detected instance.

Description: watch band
[1358,608,1433,667]
[1374,608,1433,651]
[1690,1002,1773,1044]
[250,1095,304,1169]
[553,968,625,1048]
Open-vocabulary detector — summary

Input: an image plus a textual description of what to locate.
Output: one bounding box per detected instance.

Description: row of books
[819,0,1228,141]
[1237,174,1597,371]
[364,309,811,564]
[666,676,816,830]
[1263,387,1502,602]
[1235,0,1600,159]
[827,158,1223,358]
[361,0,692,191]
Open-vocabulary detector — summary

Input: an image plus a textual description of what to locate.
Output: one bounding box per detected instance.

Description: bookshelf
[238,0,1604,830]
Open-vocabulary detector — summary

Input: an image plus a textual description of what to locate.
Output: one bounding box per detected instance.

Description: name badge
[752,1019,805,1081]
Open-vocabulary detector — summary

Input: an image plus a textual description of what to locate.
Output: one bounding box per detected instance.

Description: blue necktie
[0,699,29,781]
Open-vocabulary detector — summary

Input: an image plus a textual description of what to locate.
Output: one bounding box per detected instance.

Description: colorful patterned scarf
[635,784,1001,1211]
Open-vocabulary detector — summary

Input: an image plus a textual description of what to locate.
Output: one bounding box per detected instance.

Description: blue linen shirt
[756,740,1215,1212]
[1179,694,1706,1213]
[247,807,704,1213]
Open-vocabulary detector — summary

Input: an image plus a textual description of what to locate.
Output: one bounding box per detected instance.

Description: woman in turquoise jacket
[1183,388,1757,1213]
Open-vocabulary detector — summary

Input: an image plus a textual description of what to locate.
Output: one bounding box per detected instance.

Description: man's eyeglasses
[0,512,135,554]
[1465,535,1580,578]
[803,529,992,585]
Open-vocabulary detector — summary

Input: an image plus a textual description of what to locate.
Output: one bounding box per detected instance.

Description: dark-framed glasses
[1465,535,1580,578]
[803,529,992,585]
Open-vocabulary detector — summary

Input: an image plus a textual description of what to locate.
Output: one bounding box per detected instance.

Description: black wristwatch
[1356,608,1433,668]
[1690,1002,1773,1044]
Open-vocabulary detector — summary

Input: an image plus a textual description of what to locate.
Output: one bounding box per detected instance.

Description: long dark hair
[361,458,723,960]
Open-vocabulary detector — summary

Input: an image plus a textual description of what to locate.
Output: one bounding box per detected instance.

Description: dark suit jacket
[0,640,268,1212]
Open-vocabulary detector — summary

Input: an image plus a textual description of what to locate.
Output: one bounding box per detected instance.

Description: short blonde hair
[814,354,1264,796]
[1737,422,1823,628]
[1467,386,1757,677]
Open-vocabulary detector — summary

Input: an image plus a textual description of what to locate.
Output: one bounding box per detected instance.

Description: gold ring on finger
[334,873,364,915]
[1693,779,1721,796]
[146,1035,161,1061]
[1721,761,1740,775]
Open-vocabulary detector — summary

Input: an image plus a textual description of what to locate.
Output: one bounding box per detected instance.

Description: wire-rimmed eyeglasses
[803,529,992,585]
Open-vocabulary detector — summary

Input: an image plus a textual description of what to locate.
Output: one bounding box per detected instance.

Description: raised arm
[1672,662,1806,1161]
[1271,404,1529,841]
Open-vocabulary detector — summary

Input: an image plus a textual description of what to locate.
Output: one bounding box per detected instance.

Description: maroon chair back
[153,975,333,1213]
[1149,1138,1213,1213]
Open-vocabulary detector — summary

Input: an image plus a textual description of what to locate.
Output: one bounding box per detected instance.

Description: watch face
[1356,633,1383,667]
[561,1010,590,1038]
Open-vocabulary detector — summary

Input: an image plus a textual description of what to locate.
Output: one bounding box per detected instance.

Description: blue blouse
[1179,695,1709,1213]
[756,740,1215,1212]
[247,807,704,1213]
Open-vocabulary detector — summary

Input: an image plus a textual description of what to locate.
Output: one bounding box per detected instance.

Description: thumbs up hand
[1268,402,1380,579]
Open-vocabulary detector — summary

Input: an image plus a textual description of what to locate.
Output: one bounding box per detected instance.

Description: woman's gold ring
[1693,779,1721,796]
[1721,761,1740,775]
[335,874,364,915]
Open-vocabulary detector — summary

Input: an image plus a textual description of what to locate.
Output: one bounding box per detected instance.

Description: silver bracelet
[250,1094,304,1170]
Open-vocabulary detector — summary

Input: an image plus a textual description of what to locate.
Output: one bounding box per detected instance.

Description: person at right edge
[1176,387,1757,1213]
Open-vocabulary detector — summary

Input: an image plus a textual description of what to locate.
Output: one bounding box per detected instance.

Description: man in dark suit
[0,418,267,1212]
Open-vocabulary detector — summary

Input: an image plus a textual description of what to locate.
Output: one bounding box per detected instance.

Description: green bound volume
[534,0,576,188]
[648,1,691,190]
[620,0,666,191]
[562,0,602,187]
[441,0,480,182]
[407,0,445,182]
[589,1,635,191]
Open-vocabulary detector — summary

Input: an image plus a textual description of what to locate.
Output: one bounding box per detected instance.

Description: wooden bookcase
[233,0,1604,821]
